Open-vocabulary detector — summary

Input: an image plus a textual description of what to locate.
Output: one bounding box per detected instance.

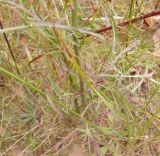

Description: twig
[0,20,20,74]
[95,10,160,34]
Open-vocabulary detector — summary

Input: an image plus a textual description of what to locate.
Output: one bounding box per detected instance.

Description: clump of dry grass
[0,0,160,155]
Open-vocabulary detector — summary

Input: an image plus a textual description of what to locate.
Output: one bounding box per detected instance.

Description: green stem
[124,0,135,47]
[72,0,85,112]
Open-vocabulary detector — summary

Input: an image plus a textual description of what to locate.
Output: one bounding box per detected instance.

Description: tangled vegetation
[0,0,160,155]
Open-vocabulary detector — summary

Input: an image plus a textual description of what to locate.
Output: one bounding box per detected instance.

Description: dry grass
[0,0,160,155]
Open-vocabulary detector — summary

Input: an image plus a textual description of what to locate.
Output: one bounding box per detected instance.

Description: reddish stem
[95,10,160,34]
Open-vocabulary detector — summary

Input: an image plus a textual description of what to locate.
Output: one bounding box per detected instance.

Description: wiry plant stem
[0,20,20,74]
[72,0,85,112]
[124,0,135,47]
